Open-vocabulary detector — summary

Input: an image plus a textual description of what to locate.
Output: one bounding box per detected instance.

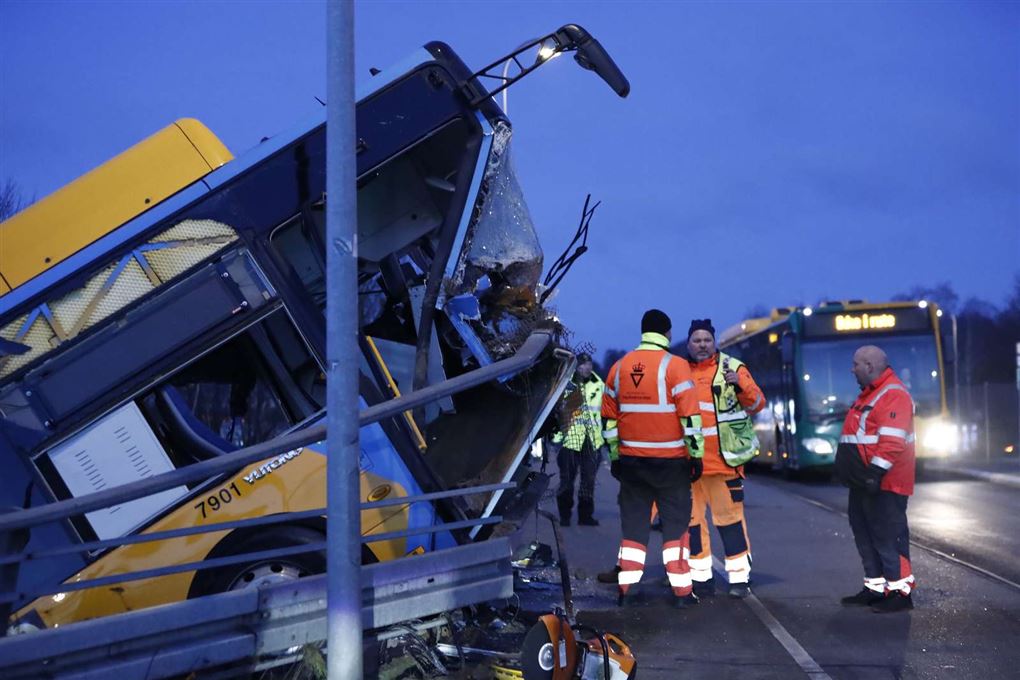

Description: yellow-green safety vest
[553,372,606,451]
[713,353,760,467]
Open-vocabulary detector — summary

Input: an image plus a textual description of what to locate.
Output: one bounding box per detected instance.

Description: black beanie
[687,318,716,338]
[641,309,672,335]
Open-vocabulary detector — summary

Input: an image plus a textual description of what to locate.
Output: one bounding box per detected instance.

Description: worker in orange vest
[602,309,705,608]
[685,319,765,599]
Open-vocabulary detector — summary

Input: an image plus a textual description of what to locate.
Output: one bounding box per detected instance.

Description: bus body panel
[16,435,451,628]
[0,120,233,293]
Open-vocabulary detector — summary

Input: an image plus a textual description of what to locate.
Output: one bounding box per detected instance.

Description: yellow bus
[0,31,629,631]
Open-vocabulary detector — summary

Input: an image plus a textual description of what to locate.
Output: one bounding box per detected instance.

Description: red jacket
[840,367,916,495]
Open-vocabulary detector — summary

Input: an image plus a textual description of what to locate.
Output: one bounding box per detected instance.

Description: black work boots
[871,593,914,613]
[842,587,916,611]
[840,587,886,607]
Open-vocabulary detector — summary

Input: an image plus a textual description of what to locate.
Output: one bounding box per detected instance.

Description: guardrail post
[326,1,362,678]
[0,508,29,636]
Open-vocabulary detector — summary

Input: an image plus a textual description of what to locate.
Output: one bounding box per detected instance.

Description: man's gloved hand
[690,457,704,483]
[863,463,886,494]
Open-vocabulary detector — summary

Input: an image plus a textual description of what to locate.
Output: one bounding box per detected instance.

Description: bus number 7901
[194,482,243,518]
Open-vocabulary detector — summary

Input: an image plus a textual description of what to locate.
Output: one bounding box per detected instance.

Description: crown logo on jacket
[629,362,646,388]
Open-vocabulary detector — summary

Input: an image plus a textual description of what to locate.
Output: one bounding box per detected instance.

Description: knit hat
[641,309,672,335]
[577,352,593,364]
[687,318,716,339]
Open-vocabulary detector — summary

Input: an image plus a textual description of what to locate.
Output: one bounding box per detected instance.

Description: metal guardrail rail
[0,538,513,680]
[0,331,563,676]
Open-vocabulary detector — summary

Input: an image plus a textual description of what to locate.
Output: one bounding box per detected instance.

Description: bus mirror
[558,24,631,98]
[780,332,794,365]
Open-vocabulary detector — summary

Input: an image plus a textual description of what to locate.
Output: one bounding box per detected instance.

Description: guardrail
[0,538,513,680]
[0,330,558,652]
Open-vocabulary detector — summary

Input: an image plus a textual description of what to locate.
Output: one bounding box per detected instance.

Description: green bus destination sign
[803,307,932,337]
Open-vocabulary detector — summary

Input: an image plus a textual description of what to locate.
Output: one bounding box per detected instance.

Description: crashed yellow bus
[0,27,629,632]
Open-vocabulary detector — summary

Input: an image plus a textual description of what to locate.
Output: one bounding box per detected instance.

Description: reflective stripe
[699,401,715,411]
[602,428,618,439]
[856,383,914,441]
[886,575,914,592]
[864,577,887,593]
[870,456,893,470]
[620,439,686,449]
[877,426,908,439]
[614,366,620,397]
[619,546,647,565]
[685,427,703,437]
[688,556,713,570]
[725,554,751,572]
[840,434,879,444]
[701,426,718,436]
[619,403,677,413]
[691,568,713,582]
[667,572,692,588]
[657,354,670,406]
[618,570,643,585]
[749,392,764,411]
[582,404,600,412]
[663,547,681,563]
[605,386,617,399]
[717,410,748,422]
[671,380,694,397]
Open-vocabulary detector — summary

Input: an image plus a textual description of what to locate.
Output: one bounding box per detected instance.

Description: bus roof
[0,47,438,319]
[0,120,233,295]
[719,300,941,347]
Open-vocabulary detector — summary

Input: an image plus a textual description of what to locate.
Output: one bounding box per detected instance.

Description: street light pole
[326,1,362,678]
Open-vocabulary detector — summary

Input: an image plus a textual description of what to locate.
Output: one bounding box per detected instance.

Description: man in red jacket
[835,345,916,613]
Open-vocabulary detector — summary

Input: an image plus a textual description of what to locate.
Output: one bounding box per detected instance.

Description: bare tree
[0,179,31,222]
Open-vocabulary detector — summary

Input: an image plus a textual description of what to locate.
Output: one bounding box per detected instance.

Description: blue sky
[2,1,1017,353]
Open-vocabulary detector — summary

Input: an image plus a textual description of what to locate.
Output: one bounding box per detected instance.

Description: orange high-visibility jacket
[838,367,916,495]
[688,352,765,475]
[602,332,704,459]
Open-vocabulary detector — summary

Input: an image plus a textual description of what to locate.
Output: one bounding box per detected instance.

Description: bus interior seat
[154,386,235,462]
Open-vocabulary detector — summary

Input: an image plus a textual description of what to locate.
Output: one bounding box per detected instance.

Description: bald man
[835,345,917,613]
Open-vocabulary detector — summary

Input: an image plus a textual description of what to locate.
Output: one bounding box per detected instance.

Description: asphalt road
[758,467,1020,589]
[510,459,1020,680]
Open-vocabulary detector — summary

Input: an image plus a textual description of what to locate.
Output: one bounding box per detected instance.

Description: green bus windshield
[800,334,942,421]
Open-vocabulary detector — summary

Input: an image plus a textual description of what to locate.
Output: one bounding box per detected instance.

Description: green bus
[719,301,956,474]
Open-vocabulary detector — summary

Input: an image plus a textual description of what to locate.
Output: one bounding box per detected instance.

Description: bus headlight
[923,421,958,453]
[803,438,834,455]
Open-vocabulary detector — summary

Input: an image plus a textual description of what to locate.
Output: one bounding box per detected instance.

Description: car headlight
[803,437,834,455]
[923,421,958,453]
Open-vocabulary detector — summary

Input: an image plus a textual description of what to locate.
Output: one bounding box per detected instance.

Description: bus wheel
[189,526,326,598]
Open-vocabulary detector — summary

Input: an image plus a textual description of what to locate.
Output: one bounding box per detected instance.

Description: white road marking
[712,557,832,679]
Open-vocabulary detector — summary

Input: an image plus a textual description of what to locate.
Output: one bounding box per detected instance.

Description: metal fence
[951,382,1019,461]
[0,331,561,678]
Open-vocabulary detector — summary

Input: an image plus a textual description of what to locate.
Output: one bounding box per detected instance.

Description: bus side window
[141,309,322,466]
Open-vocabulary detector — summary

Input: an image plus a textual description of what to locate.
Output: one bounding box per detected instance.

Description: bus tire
[188,526,326,598]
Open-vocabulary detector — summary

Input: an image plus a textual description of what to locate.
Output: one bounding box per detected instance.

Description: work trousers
[688,472,751,585]
[556,439,601,522]
[615,456,693,597]
[847,488,914,594]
